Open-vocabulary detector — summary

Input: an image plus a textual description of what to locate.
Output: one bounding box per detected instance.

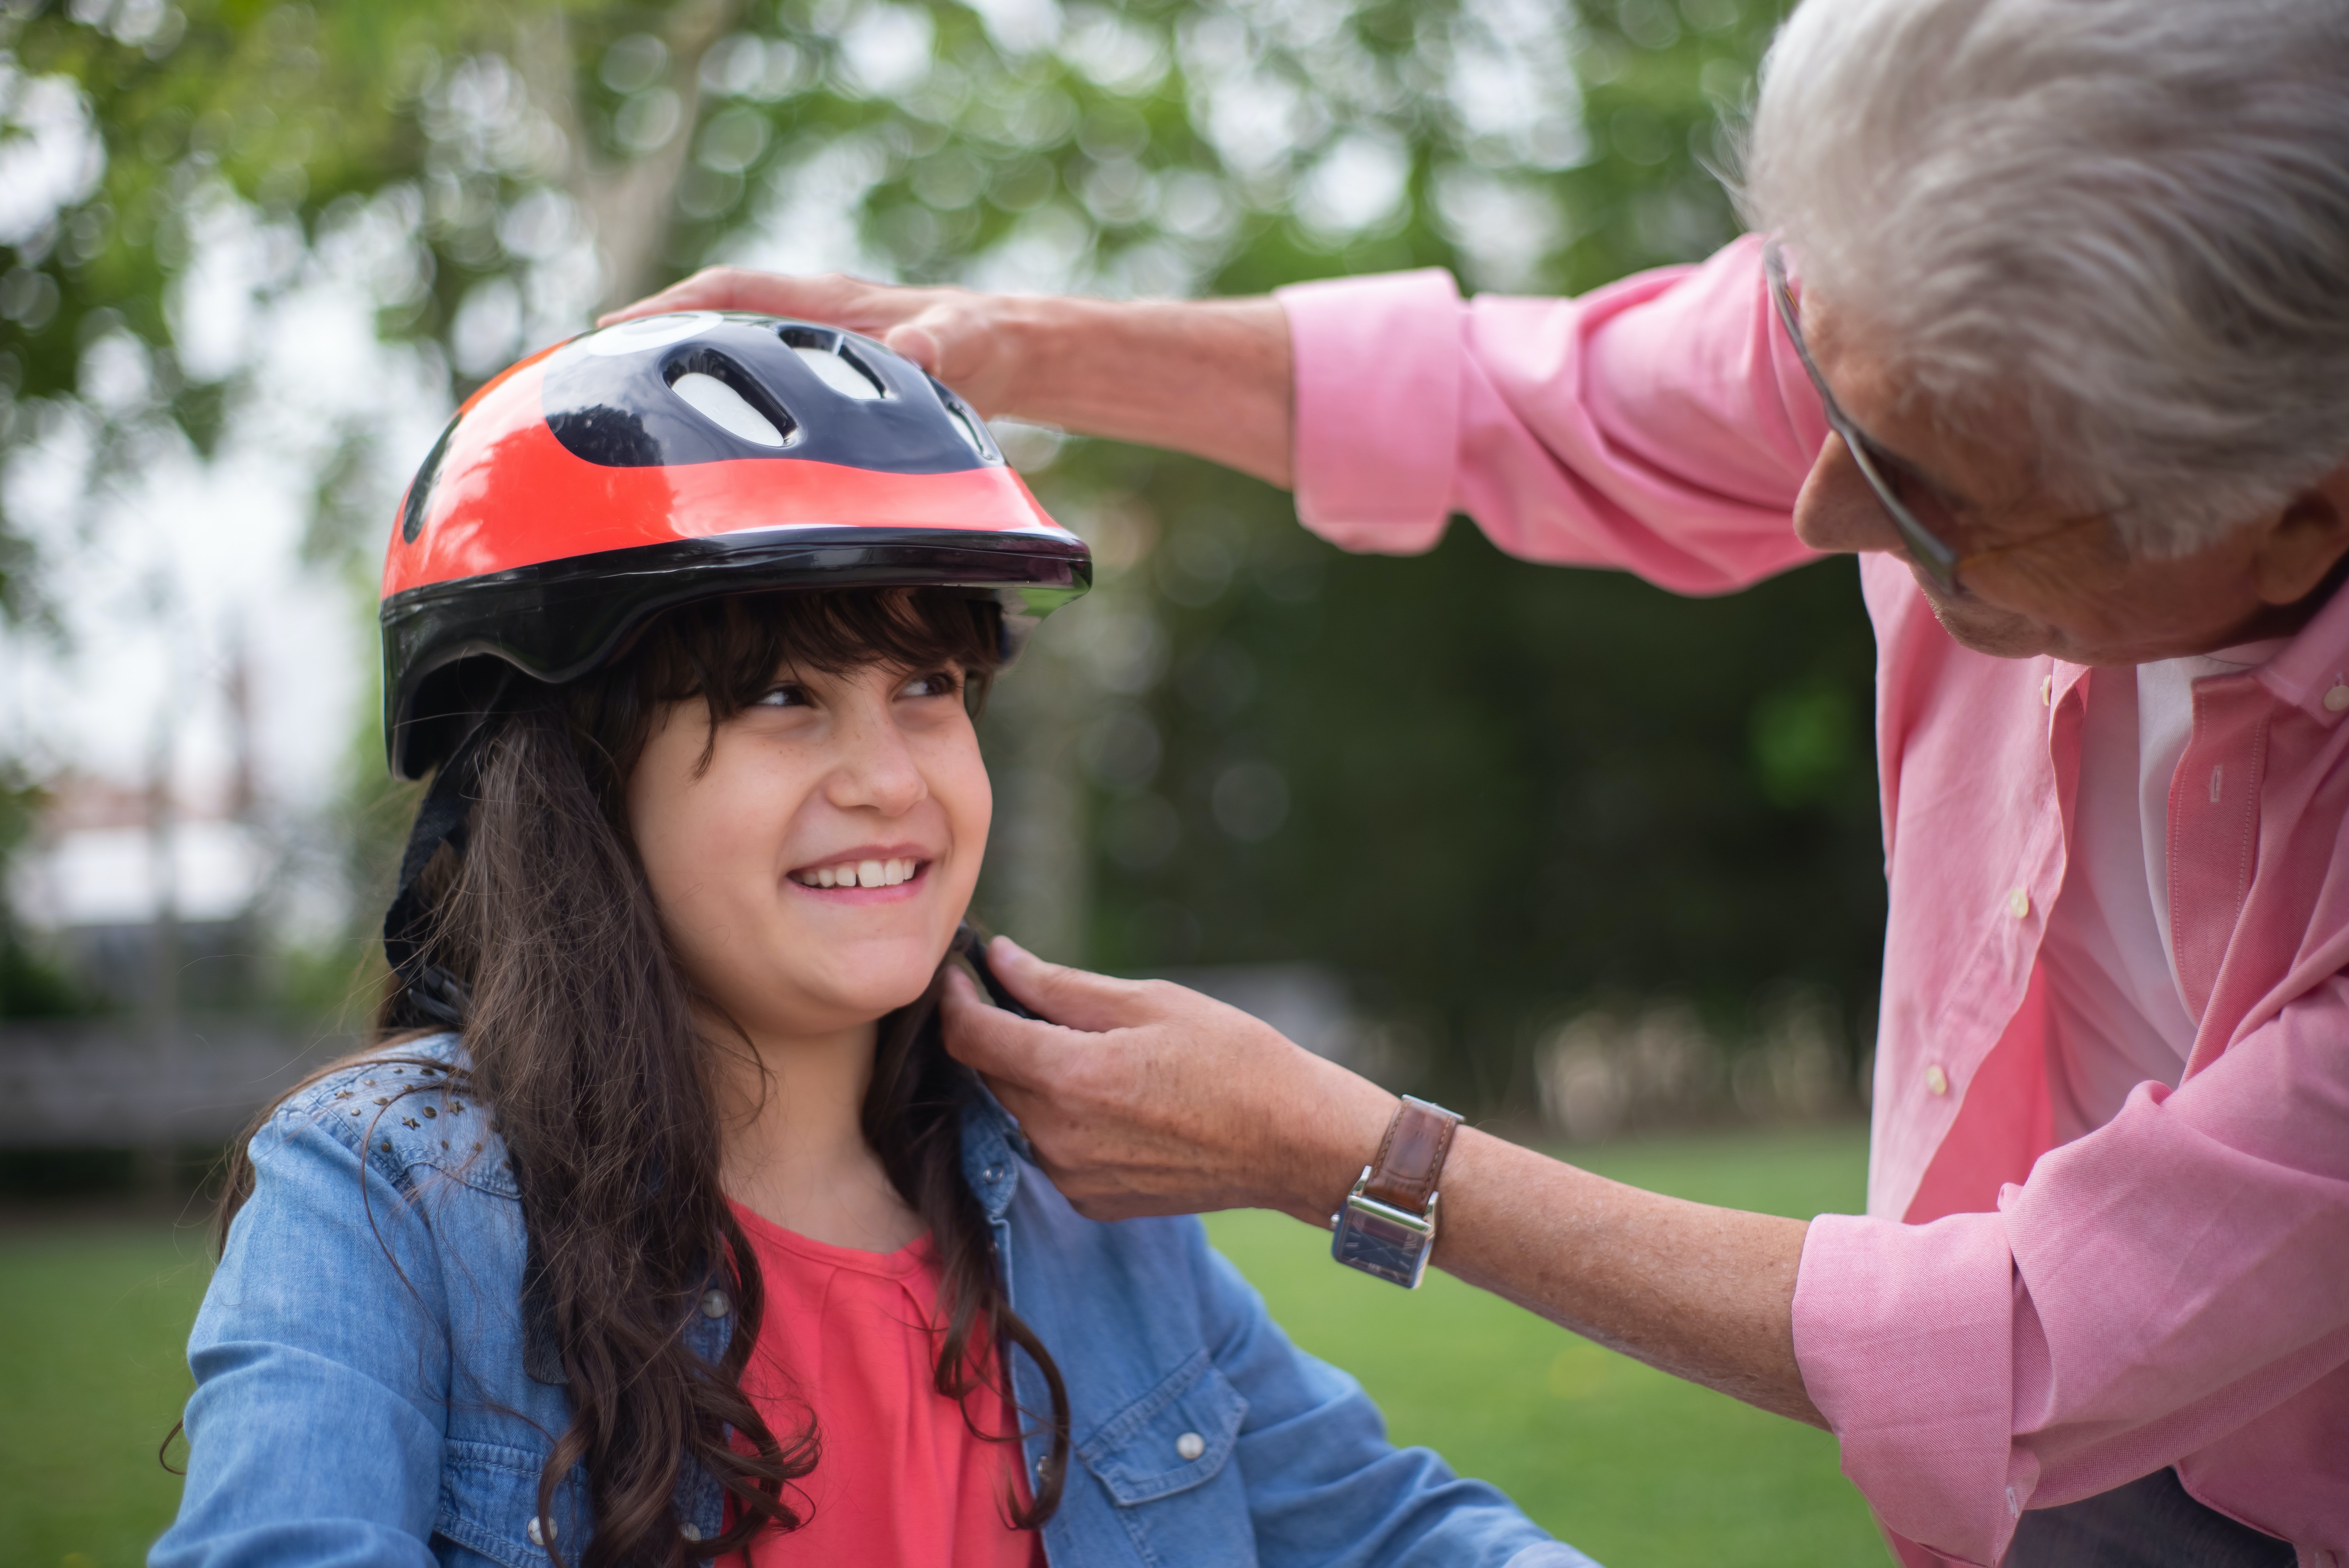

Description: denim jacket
[153,1034,1595,1568]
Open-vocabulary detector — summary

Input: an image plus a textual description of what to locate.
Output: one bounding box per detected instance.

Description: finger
[597,267,852,326]
[984,936,1168,1033]
[878,320,942,374]
[596,268,745,324]
[884,301,1005,408]
[940,965,1065,1085]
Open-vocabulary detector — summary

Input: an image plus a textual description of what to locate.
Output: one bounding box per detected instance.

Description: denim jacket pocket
[1076,1349,1249,1505]
[434,1438,583,1568]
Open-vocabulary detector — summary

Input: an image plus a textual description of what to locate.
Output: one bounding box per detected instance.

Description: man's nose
[1793,435,1907,557]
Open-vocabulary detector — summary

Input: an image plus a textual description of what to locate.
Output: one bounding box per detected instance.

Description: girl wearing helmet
[152,315,1585,1568]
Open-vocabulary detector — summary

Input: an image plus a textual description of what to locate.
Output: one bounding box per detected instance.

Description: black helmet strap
[381,675,512,1030]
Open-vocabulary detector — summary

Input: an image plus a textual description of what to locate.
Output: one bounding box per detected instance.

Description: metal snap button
[700,1288,730,1319]
[680,1521,703,1542]
[985,1163,1005,1183]
[528,1514,556,1547]
[1175,1431,1206,1461]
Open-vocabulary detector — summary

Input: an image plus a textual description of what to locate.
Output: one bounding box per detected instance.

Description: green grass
[0,1126,1882,1568]
[0,1219,214,1568]
[1201,1124,1886,1568]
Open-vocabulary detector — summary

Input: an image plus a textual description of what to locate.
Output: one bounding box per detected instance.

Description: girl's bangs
[639,587,1006,716]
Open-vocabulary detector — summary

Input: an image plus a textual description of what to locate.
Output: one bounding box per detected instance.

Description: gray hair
[1741,0,2349,556]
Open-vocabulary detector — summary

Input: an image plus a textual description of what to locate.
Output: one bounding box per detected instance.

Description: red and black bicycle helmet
[376,311,1090,1026]
[380,308,1090,780]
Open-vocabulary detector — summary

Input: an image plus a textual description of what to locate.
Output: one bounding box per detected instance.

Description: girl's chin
[718,950,955,1035]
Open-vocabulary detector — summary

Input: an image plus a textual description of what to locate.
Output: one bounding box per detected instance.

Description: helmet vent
[667,363,794,447]
[793,345,886,400]
[778,326,888,401]
[944,402,989,460]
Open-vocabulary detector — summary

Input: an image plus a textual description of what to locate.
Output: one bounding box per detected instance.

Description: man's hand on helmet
[602,270,1298,488]
[602,270,1028,416]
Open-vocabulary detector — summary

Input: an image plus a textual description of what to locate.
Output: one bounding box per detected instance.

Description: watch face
[1333,1208,1428,1288]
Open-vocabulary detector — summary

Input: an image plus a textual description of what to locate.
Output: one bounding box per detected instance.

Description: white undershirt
[2038,641,2284,1145]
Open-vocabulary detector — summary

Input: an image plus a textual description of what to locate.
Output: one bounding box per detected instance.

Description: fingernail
[992,935,1027,960]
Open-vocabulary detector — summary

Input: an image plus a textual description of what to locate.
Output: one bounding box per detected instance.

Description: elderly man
[613,0,2349,1562]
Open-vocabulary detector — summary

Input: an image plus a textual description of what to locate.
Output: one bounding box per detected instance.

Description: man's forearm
[993,295,1294,487]
[1275,1102,1821,1426]
[1435,1130,1820,1424]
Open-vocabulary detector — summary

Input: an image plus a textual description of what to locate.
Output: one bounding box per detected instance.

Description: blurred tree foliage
[2,0,1884,1110]
[0,764,87,1016]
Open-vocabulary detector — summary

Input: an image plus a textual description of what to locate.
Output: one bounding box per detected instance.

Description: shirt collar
[2256,573,2349,724]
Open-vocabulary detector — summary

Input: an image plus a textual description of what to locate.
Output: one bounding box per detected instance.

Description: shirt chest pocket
[433,1439,586,1568]
[1076,1349,1249,1505]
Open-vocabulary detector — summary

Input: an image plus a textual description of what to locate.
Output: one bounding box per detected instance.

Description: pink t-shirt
[721,1203,1041,1568]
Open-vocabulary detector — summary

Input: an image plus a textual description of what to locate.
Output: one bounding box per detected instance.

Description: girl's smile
[787,843,934,896]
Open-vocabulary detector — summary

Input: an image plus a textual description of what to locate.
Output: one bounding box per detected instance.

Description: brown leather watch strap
[1360,1096,1461,1213]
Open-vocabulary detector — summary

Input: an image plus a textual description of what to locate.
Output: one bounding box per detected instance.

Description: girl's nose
[826,712,929,816]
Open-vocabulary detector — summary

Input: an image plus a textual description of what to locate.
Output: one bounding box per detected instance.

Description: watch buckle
[1330,1164,1441,1289]
[1339,1168,1436,1238]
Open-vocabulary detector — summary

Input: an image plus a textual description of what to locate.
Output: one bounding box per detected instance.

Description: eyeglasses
[1762,242,2116,599]
[1763,241,1965,596]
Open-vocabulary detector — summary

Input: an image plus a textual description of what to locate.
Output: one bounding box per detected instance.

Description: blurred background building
[0,0,1878,1196]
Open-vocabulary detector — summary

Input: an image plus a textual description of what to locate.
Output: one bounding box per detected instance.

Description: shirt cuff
[1275,268,1463,555]
[1795,1210,2030,1567]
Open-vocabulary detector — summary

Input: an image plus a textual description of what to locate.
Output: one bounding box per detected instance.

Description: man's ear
[2255,455,2349,607]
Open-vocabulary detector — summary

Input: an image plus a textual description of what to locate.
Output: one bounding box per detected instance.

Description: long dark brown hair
[214,587,1070,1568]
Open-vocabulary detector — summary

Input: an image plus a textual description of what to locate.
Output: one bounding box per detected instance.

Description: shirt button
[528,1515,556,1547]
[985,1163,1005,1183]
[1925,1064,1950,1096]
[700,1289,730,1319]
[2327,685,2349,713]
[2040,675,2052,707]
[1175,1431,1206,1461]
[2007,887,2030,920]
[681,1522,703,1542]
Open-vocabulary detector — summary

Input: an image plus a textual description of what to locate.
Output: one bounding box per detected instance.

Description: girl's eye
[753,683,810,709]
[903,670,962,700]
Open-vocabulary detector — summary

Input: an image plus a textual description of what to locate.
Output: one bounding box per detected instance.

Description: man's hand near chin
[939,932,1822,1427]
[939,934,1397,1224]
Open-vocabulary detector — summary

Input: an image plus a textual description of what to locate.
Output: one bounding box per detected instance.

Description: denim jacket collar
[957,1078,1029,1222]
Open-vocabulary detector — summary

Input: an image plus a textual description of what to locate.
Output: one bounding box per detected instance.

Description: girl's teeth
[802,859,921,888]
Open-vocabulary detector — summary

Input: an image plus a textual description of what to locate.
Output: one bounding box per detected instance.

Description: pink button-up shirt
[1278,233,2349,1568]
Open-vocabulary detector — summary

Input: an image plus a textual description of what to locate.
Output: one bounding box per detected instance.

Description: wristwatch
[1330,1096,1461,1289]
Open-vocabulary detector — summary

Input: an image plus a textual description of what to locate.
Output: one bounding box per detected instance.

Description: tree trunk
[511,0,742,314]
